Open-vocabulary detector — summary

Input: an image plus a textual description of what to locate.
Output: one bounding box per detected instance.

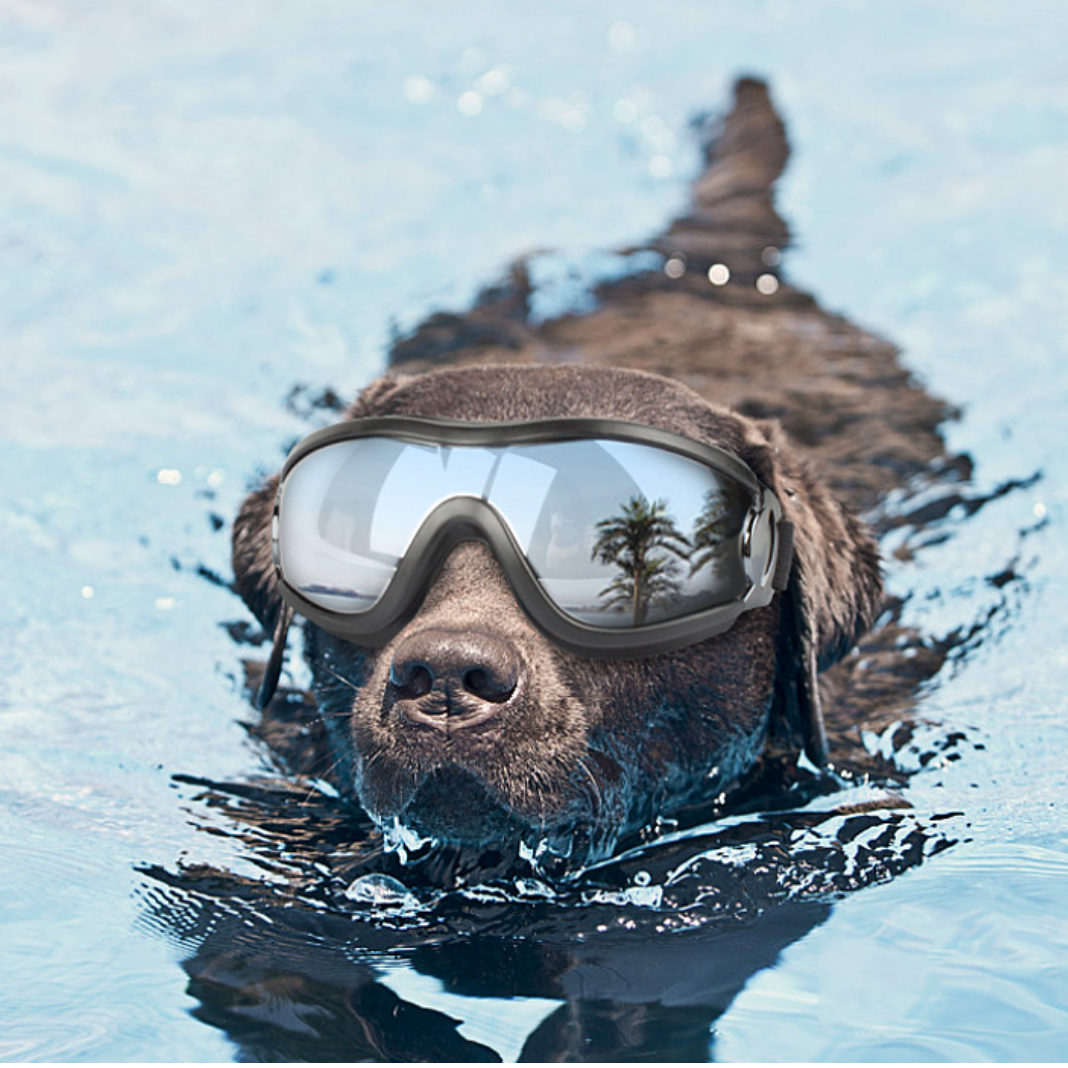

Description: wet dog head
[233,366,882,864]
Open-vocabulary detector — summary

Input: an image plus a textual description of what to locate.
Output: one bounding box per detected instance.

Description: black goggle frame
[267,416,794,667]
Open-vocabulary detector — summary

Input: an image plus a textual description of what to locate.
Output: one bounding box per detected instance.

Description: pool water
[3,1,1068,1061]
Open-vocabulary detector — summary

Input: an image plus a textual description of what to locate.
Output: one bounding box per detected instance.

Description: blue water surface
[2,1,1067,1061]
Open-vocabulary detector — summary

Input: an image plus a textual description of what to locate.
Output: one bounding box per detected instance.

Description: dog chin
[394,766,529,844]
[360,760,612,867]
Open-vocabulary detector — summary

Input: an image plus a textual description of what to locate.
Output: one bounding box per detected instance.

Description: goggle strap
[255,603,293,711]
[772,520,795,592]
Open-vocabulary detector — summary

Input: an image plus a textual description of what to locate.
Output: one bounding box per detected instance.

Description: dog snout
[388,628,521,725]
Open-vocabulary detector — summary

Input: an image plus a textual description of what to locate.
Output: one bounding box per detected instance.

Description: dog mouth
[348,623,599,848]
[398,766,528,844]
[353,720,600,851]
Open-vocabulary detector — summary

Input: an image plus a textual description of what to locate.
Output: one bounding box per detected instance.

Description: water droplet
[475,68,509,96]
[403,74,436,105]
[664,255,686,279]
[383,818,434,864]
[157,468,182,486]
[648,154,673,178]
[756,273,780,295]
[80,585,95,600]
[707,263,730,286]
[457,90,483,117]
[345,873,417,908]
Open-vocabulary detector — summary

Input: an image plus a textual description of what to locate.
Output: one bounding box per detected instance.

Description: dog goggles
[268,415,793,664]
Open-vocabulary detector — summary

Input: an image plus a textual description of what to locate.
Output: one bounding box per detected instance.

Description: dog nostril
[462,665,516,704]
[389,660,434,700]
[389,629,521,711]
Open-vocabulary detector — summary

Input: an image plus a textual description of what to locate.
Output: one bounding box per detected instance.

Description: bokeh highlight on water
[2,1,1068,1060]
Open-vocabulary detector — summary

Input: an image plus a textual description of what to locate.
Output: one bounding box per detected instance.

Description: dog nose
[388,628,520,711]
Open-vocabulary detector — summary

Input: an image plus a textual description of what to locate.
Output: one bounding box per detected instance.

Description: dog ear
[231,373,414,709]
[232,471,295,709]
[740,421,883,766]
[232,472,283,632]
[231,373,415,632]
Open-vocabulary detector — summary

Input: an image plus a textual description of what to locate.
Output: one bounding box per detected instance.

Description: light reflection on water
[2,0,1068,1062]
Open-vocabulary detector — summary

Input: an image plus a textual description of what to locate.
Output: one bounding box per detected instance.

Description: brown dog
[233,363,881,862]
[231,80,942,868]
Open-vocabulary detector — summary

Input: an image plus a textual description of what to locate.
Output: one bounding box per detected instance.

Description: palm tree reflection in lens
[689,489,733,577]
[591,495,689,626]
[590,490,733,627]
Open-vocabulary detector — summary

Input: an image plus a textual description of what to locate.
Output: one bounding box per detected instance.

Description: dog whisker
[323,666,361,693]
[574,754,605,816]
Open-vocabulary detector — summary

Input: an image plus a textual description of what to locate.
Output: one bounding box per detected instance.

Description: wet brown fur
[232,80,946,863]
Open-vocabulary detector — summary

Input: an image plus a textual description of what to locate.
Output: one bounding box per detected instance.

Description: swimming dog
[231,80,946,868]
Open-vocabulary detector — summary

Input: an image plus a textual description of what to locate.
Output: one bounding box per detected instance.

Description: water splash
[381,818,436,865]
[344,872,420,910]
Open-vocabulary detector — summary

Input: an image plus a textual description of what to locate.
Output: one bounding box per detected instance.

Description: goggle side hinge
[743,493,793,594]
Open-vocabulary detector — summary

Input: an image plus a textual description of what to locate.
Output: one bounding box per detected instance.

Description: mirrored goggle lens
[277,437,749,629]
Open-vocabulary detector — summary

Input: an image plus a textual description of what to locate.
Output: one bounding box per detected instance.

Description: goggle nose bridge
[385,493,535,595]
[271,492,553,648]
